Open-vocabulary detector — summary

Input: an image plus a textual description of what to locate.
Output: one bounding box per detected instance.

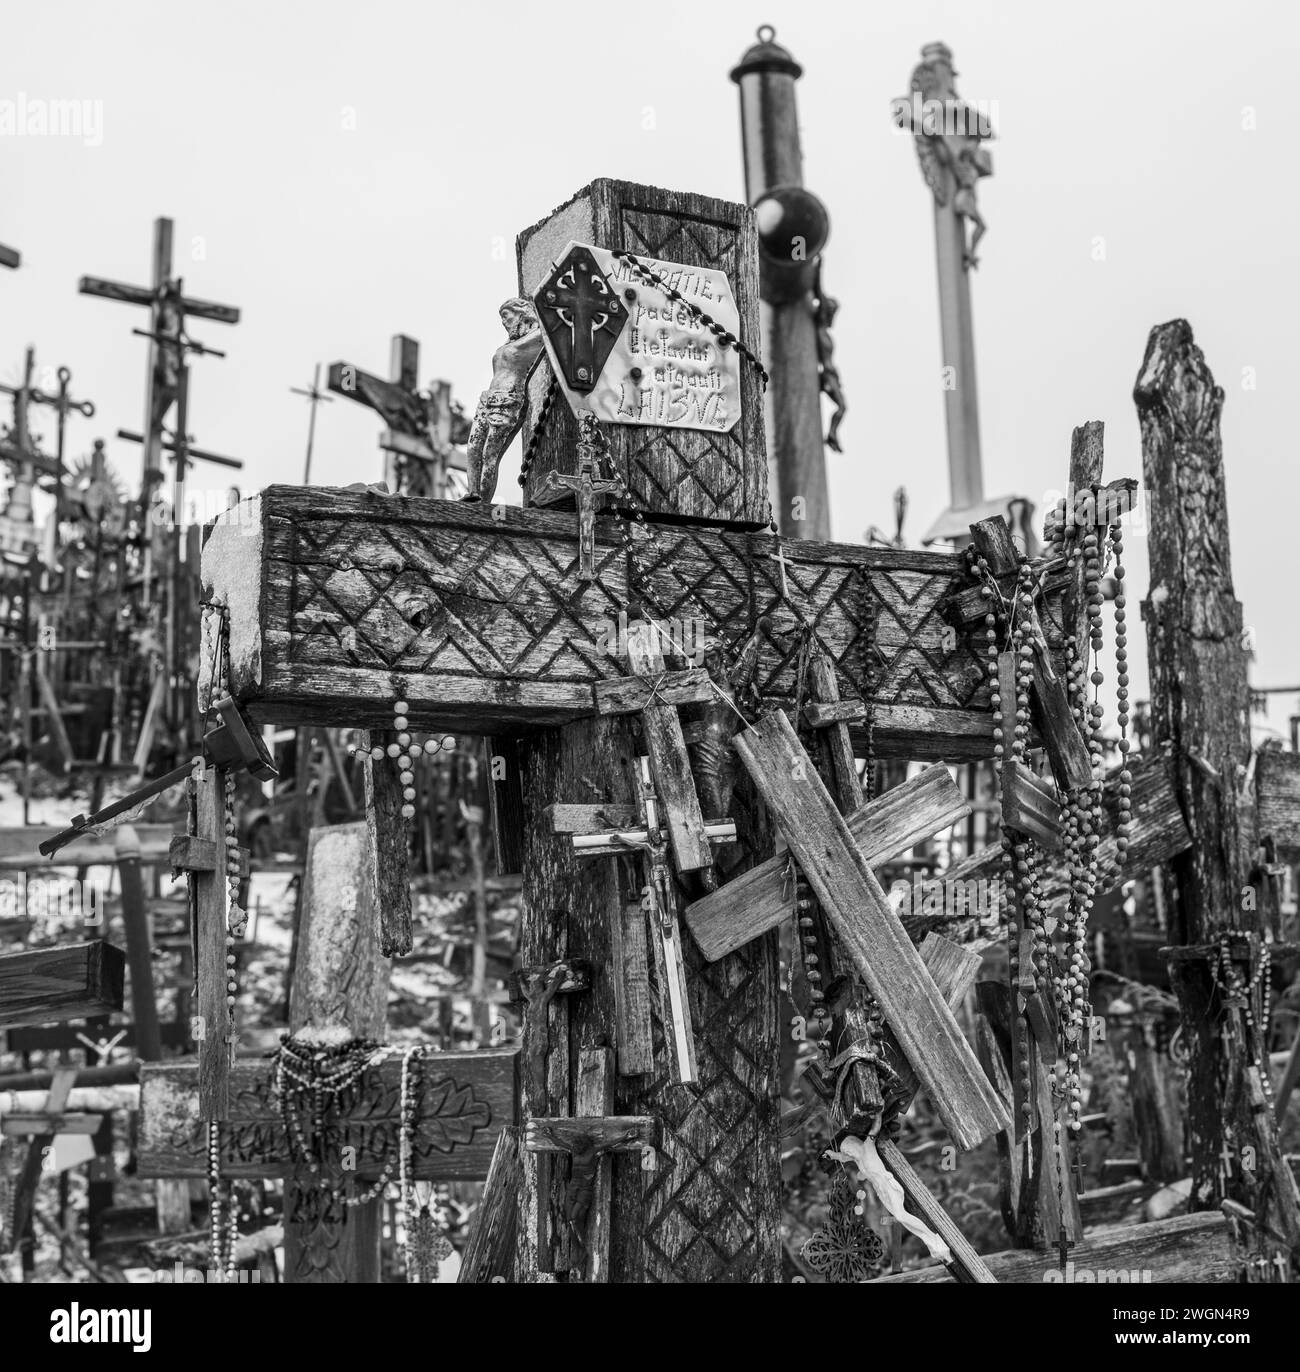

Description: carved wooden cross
[79,217,240,492]
[327,334,468,497]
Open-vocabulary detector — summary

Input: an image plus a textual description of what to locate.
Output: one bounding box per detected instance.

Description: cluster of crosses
[4,178,1297,1284]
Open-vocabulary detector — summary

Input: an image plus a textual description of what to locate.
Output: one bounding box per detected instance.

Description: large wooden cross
[201,178,1088,1281]
[138,821,517,1281]
[327,335,468,498]
[79,217,240,495]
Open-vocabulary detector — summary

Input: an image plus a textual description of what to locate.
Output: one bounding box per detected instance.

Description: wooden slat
[803,699,866,729]
[733,712,1010,1151]
[871,1211,1236,1284]
[625,619,711,873]
[0,941,125,1030]
[875,1137,996,1283]
[545,803,639,834]
[363,730,413,958]
[610,899,653,1076]
[685,762,970,963]
[457,1127,522,1283]
[882,933,982,1116]
[594,669,714,716]
[137,1049,518,1181]
[807,650,862,812]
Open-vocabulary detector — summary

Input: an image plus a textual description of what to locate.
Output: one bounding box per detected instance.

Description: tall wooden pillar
[1135,319,1300,1244]
[514,181,782,1281]
[283,822,391,1282]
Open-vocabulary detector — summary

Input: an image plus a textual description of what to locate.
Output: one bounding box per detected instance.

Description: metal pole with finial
[730,25,835,542]
[291,364,332,485]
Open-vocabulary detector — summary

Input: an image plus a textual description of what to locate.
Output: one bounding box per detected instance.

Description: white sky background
[4,0,1298,736]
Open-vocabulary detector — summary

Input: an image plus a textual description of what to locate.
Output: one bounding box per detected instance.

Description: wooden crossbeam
[685,762,970,963]
[0,942,125,1030]
[625,620,711,873]
[137,1049,518,1181]
[201,486,1073,759]
[732,712,1010,1150]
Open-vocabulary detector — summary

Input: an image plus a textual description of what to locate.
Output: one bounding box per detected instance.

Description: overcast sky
[5,0,1298,737]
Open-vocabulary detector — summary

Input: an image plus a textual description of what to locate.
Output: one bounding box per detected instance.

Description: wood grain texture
[807,650,862,812]
[201,485,1073,760]
[611,898,653,1076]
[517,714,781,1283]
[457,1126,521,1283]
[881,933,982,1119]
[626,618,711,872]
[595,669,714,715]
[362,731,412,957]
[733,712,1008,1151]
[284,822,391,1283]
[137,1050,517,1181]
[871,1211,1237,1284]
[517,179,768,527]
[193,768,229,1121]
[685,762,970,962]
[0,942,125,1030]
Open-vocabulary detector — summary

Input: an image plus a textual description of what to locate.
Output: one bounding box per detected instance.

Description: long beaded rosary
[202,602,244,1281]
[399,1045,454,1282]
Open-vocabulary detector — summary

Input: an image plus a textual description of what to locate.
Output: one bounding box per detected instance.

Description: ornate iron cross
[535,245,628,393]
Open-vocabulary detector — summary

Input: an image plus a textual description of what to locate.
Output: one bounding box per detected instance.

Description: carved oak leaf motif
[418,1076,492,1153]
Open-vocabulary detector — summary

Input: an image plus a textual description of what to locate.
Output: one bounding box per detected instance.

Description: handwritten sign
[533,240,742,435]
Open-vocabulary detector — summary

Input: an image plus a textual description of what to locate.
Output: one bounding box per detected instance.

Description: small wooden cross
[538,414,621,582]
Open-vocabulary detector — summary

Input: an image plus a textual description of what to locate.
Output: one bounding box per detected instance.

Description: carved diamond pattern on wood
[623,427,745,521]
[285,516,626,684]
[619,209,740,281]
[751,556,873,703]
[867,567,987,710]
[632,932,778,1283]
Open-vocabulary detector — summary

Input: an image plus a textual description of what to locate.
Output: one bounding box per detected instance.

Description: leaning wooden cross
[200,178,1094,1281]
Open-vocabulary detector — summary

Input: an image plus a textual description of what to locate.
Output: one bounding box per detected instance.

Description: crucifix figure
[327,334,469,498]
[463,297,546,503]
[538,413,620,581]
[79,218,240,499]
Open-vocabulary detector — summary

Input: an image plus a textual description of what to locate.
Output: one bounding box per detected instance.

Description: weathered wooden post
[1135,318,1300,1248]
[514,180,781,1280]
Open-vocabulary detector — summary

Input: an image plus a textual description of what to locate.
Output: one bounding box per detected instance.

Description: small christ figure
[464,296,545,503]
